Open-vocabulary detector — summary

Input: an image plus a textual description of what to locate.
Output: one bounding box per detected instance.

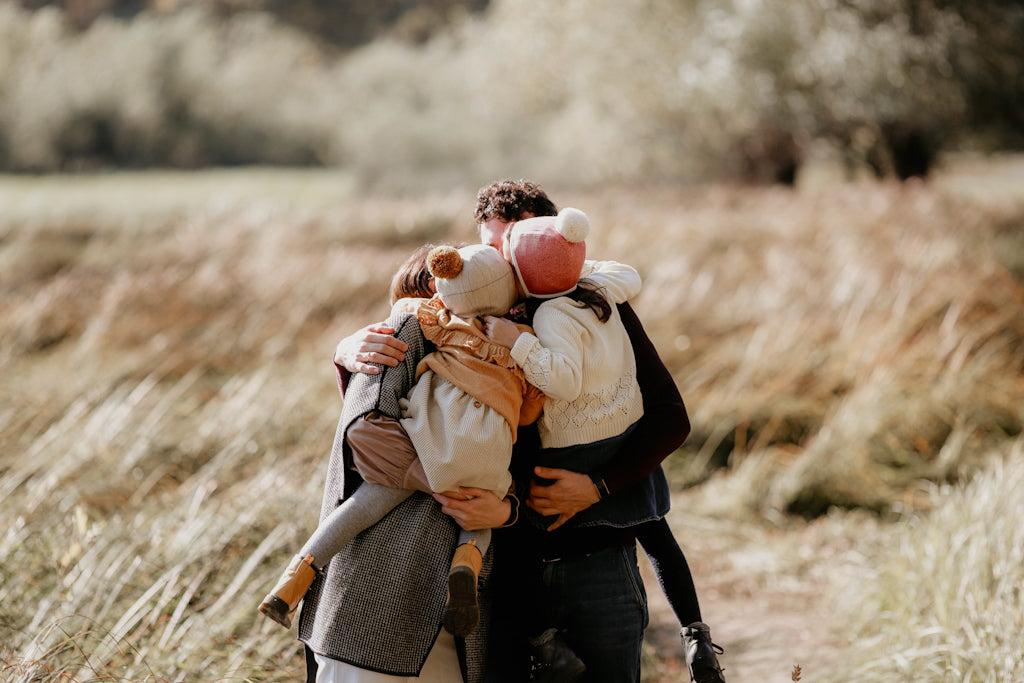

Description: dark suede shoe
[442,564,479,637]
[528,627,586,683]
[682,622,726,683]
[442,542,483,637]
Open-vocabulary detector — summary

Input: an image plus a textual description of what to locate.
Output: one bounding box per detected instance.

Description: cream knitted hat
[427,244,517,317]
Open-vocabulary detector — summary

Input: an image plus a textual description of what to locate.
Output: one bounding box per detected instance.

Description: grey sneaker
[682,622,725,683]
[528,627,586,683]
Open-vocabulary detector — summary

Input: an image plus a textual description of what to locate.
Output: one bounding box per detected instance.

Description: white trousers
[314,629,462,683]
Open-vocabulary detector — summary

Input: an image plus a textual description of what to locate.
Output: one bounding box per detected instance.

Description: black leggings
[636,517,702,627]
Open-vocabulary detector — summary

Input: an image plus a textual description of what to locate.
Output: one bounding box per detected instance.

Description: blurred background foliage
[2,0,1022,187]
[3,3,1024,679]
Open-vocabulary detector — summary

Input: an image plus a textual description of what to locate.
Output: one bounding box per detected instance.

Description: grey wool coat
[297,312,492,682]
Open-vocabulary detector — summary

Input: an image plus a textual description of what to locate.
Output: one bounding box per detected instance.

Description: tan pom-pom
[427,245,463,279]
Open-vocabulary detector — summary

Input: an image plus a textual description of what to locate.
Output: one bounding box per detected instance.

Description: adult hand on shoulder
[334,323,408,374]
[433,488,511,531]
[528,467,601,531]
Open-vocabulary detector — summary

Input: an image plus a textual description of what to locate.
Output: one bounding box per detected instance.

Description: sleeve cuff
[501,492,521,527]
[589,474,611,499]
[510,332,539,367]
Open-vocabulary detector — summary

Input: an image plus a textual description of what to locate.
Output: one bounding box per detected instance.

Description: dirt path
[638,495,859,682]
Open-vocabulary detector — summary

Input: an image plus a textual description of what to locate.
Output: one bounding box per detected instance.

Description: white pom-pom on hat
[556,207,589,243]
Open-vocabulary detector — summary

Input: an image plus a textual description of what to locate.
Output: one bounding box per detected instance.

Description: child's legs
[348,412,432,493]
[636,517,702,626]
[300,483,413,569]
[457,527,491,556]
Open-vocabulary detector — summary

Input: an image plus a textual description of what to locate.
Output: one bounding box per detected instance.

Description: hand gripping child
[259,243,544,636]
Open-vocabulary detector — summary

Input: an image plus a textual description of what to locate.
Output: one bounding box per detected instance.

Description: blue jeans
[540,544,649,682]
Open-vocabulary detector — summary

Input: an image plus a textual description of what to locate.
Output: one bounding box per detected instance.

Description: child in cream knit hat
[260,243,544,638]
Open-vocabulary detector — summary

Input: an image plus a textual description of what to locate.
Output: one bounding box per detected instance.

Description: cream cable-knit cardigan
[510,260,645,449]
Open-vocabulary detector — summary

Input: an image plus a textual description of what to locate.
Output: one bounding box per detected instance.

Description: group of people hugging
[257,179,726,683]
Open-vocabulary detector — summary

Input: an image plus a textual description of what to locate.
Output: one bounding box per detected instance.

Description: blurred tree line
[17,0,488,45]
[2,0,1022,186]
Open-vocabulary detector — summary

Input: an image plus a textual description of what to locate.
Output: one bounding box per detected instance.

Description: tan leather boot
[442,541,483,637]
[259,553,318,629]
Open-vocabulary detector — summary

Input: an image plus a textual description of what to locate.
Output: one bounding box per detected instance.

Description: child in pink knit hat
[488,207,725,683]
[485,208,646,680]
[489,208,645,490]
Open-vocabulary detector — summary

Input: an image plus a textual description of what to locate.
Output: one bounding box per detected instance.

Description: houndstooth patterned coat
[297,312,492,682]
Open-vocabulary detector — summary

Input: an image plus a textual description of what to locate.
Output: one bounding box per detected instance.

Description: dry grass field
[2,156,1023,681]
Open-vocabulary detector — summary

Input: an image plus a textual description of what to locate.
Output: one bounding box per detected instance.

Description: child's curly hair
[473,179,557,223]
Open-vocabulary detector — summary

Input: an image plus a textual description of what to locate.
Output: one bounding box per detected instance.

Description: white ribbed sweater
[510,260,645,449]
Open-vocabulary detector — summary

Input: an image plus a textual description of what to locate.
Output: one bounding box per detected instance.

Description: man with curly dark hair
[473,178,558,226]
[472,179,558,258]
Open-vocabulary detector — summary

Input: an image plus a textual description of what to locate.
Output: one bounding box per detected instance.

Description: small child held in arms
[259,243,544,637]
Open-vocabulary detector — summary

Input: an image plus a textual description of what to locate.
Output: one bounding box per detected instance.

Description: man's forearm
[589,303,690,495]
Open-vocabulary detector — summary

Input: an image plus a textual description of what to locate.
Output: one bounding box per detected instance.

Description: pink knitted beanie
[506,207,589,298]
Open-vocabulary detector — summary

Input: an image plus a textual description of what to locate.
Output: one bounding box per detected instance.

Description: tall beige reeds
[2,163,1022,680]
[829,441,1024,682]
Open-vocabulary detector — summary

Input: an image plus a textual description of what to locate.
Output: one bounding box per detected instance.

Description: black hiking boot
[528,627,586,683]
[682,622,726,683]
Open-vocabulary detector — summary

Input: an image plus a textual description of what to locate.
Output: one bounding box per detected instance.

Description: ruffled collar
[417,296,519,370]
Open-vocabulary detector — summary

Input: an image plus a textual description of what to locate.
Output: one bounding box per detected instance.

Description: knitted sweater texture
[414,295,544,432]
[510,260,645,449]
[400,297,543,497]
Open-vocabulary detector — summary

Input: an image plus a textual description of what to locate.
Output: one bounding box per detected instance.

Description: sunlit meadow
[2,157,1023,681]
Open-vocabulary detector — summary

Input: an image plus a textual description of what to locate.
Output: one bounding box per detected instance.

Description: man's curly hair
[473,179,558,223]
